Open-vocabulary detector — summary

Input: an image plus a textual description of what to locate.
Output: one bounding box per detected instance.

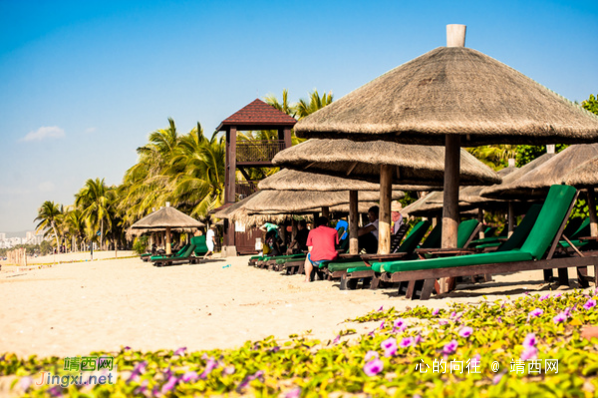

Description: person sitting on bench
[287,220,309,254]
[304,216,339,282]
[358,206,379,254]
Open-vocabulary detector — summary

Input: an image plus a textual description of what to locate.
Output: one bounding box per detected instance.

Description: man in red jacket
[304,216,339,282]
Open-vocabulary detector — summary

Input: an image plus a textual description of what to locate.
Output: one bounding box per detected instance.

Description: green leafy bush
[132,236,149,255]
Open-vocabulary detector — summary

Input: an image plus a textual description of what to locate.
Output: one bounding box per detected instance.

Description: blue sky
[1,0,597,232]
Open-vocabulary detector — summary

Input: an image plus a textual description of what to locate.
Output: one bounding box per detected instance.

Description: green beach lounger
[151,243,196,267]
[371,185,597,300]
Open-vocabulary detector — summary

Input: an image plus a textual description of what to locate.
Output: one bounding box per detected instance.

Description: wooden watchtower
[216,99,297,256]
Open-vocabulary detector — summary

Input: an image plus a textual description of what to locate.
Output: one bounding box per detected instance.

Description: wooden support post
[291,219,298,241]
[283,127,292,149]
[349,190,359,255]
[507,201,515,238]
[322,206,330,220]
[587,187,598,237]
[478,208,485,239]
[165,227,172,255]
[440,134,460,294]
[379,164,393,254]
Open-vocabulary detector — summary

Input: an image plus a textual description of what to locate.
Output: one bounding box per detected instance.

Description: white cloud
[85,127,97,134]
[38,181,55,192]
[21,126,65,142]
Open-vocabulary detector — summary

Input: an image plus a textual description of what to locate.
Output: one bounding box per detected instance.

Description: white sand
[0,252,591,358]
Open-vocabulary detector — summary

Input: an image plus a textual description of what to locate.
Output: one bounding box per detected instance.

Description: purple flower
[450,311,457,318]
[414,334,423,345]
[48,386,62,397]
[19,377,33,392]
[432,308,440,316]
[200,359,218,379]
[443,340,458,355]
[379,321,385,330]
[497,316,502,323]
[364,351,379,361]
[539,294,550,301]
[377,306,384,312]
[492,372,504,385]
[521,346,538,360]
[270,346,280,353]
[529,308,544,318]
[470,354,481,367]
[332,335,341,344]
[286,387,302,398]
[394,318,407,331]
[124,346,132,350]
[523,333,537,348]
[438,319,449,326]
[381,337,397,357]
[583,299,596,310]
[368,330,375,337]
[400,337,414,348]
[127,361,148,383]
[363,358,384,376]
[161,376,179,393]
[236,370,265,393]
[554,293,562,298]
[459,326,474,338]
[174,347,187,356]
[553,312,567,324]
[223,365,236,375]
[182,371,199,383]
[564,307,572,318]
[134,380,149,395]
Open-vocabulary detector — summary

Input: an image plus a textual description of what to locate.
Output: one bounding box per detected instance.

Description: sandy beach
[0,251,591,358]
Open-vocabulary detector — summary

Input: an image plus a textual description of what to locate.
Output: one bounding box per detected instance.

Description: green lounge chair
[468,225,509,248]
[151,243,196,267]
[371,185,596,300]
[190,235,209,262]
[319,220,432,288]
[414,219,481,258]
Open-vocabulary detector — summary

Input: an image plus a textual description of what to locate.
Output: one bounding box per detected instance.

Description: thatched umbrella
[563,156,598,237]
[130,203,204,255]
[481,143,598,199]
[273,138,500,255]
[291,24,598,293]
[258,168,423,253]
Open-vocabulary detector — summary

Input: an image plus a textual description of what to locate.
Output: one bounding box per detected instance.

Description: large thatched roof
[456,165,518,207]
[294,47,598,145]
[258,168,430,191]
[130,205,204,229]
[563,157,598,187]
[272,139,501,186]
[482,144,598,198]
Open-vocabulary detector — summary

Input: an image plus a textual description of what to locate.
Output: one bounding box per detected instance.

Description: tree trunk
[100,219,104,251]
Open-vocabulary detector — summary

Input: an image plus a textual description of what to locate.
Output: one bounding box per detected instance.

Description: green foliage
[39,240,52,256]
[582,94,598,115]
[132,236,149,255]
[6,291,598,397]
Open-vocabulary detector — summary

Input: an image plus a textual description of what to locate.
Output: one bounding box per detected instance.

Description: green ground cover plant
[3,289,598,397]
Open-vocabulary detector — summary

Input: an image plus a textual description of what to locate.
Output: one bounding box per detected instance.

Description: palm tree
[467,145,519,170]
[75,178,111,250]
[34,201,63,251]
[264,89,295,117]
[295,89,334,119]
[64,207,86,252]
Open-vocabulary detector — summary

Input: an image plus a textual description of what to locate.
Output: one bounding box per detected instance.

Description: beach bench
[414,219,481,258]
[370,185,598,300]
[318,220,432,289]
[190,235,209,263]
[151,243,196,267]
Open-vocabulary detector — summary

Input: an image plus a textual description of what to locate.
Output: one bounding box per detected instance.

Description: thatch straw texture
[126,227,198,240]
[563,157,598,187]
[245,190,404,213]
[130,206,204,229]
[294,47,598,145]
[272,139,501,185]
[482,144,598,198]
[401,191,445,217]
[258,168,431,191]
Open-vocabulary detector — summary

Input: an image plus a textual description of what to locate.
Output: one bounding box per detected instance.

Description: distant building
[0,233,6,241]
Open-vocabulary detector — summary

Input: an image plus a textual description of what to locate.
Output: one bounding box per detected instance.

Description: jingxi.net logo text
[35,356,117,388]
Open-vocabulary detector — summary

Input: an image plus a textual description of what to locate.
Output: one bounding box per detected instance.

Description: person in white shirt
[358,206,379,253]
[392,201,404,234]
[204,225,216,259]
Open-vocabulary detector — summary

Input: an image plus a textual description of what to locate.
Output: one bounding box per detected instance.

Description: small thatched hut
[563,156,598,237]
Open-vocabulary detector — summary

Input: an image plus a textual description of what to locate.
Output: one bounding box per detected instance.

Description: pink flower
[174,347,187,356]
[400,337,414,348]
[182,371,198,382]
[553,312,567,324]
[414,334,423,345]
[394,318,407,331]
[379,321,385,330]
[470,354,481,367]
[381,337,397,357]
[223,365,236,375]
[200,359,218,379]
[492,372,504,385]
[19,377,32,392]
[161,376,179,394]
[364,351,379,361]
[529,308,543,318]
[438,319,449,326]
[286,388,302,398]
[332,335,341,344]
[521,346,538,360]
[555,293,562,298]
[523,333,537,348]
[377,306,384,312]
[459,327,474,338]
[539,294,550,301]
[497,316,502,323]
[432,308,440,316]
[363,358,384,376]
[564,307,572,318]
[583,299,596,310]
[442,340,458,355]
